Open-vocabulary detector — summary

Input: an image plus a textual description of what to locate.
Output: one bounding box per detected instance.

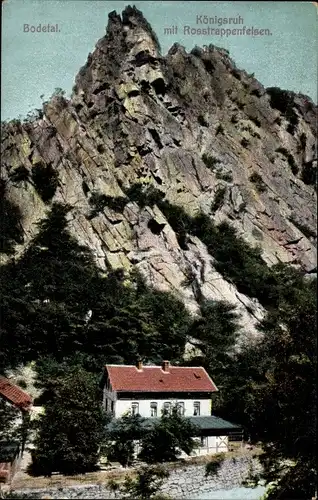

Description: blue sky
[1,1,317,121]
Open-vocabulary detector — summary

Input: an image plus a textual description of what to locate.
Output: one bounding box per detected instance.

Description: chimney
[136,359,143,371]
[162,360,170,372]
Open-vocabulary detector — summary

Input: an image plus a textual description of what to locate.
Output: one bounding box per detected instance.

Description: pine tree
[31,368,107,475]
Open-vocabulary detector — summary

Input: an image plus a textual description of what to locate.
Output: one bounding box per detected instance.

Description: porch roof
[107,415,242,433]
[141,416,242,431]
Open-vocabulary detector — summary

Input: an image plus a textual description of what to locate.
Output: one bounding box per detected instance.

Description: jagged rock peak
[73,5,162,99]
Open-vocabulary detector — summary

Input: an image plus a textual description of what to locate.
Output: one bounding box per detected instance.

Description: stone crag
[1,5,317,337]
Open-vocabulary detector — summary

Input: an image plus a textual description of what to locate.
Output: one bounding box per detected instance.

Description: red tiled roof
[0,377,32,410]
[105,364,218,393]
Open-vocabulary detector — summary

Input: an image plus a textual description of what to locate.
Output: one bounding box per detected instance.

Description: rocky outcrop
[1,6,317,336]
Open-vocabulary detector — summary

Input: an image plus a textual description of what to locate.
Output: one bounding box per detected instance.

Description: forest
[0,198,316,499]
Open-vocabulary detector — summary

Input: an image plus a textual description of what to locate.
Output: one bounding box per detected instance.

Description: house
[0,377,33,484]
[101,360,242,456]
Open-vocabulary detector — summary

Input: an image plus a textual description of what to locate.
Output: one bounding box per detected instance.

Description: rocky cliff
[1,6,317,337]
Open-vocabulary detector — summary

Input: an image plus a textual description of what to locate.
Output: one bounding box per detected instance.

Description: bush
[198,114,209,127]
[241,138,249,148]
[124,184,165,208]
[32,163,59,202]
[0,180,24,254]
[216,124,224,135]
[301,162,317,186]
[138,406,199,463]
[267,87,298,135]
[276,148,299,175]
[216,170,233,182]
[17,379,28,389]
[205,453,226,476]
[211,186,226,213]
[202,153,219,170]
[9,166,30,183]
[105,414,145,467]
[249,172,267,192]
[109,465,169,499]
[88,191,128,217]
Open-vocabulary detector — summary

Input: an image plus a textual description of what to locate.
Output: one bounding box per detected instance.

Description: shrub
[215,170,233,182]
[216,124,224,135]
[198,114,209,127]
[301,162,317,186]
[109,465,169,499]
[211,186,226,213]
[17,379,28,389]
[249,172,267,192]
[276,148,299,175]
[241,138,249,148]
[105,414,145,467]
[205,453,226,476]
[32,163,59,202]
[232,69,241,80]
[124,184,165,208]
[138,406,199,463]
[267,87,292,114]
[88,191,128,218]
[0,180,24,254]
[267,87,298,134]
[297,133,307,154]
[202,153,219,170]
[9,165,30,183]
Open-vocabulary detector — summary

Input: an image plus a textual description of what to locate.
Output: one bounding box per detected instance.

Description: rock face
[1,6,317,335]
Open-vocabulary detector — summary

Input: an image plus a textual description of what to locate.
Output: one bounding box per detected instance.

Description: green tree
[105,414,145,467]
[31,367,107,476]
[139,406,199,463]
[109,465,170,499]
[221,277,317,499]
[250,278,317,499]
[0,398,22,442]
[0,203,191,373]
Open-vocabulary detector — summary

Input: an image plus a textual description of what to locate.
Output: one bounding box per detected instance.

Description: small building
[0,377,33,413]
[101,360,242,456]
[0,442,21,484]
[0,377,33,484]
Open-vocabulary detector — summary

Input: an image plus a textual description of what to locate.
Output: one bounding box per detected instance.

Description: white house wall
[134,435,229,458]
[114,397,212,418]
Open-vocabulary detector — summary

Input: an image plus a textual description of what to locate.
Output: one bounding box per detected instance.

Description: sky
[1,1,317,121]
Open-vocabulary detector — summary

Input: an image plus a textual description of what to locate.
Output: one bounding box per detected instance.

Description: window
[163,402,171,415]
[150,402,157,417]
[177,402,185,416]
[200,436,207,447]
[131,402,139,415]
[193,402,200,416]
